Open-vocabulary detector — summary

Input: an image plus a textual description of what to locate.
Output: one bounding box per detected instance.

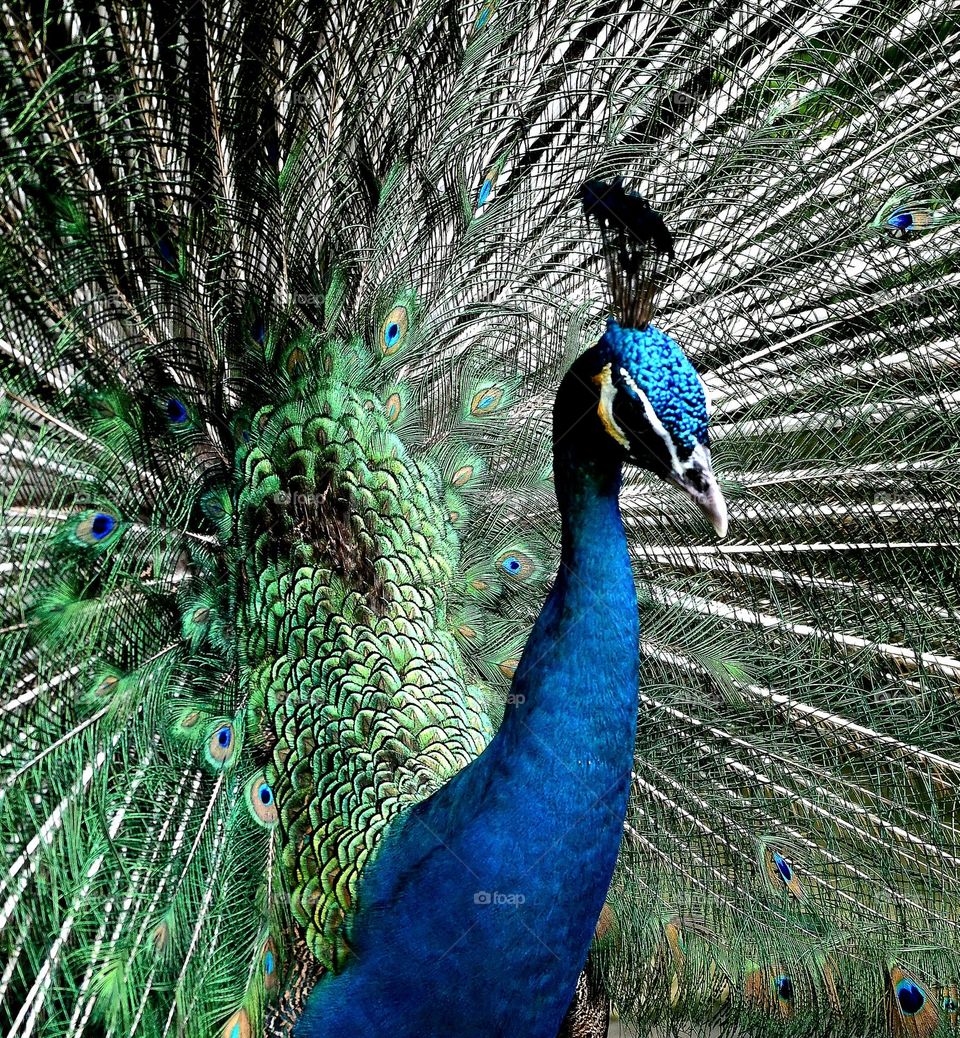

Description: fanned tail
[2,0,960,1036]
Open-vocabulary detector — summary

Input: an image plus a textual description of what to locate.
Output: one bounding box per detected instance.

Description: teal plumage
[2,1,960,1037]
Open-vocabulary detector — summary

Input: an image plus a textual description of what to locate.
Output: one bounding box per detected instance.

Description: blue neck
[297,440,640,1038]
[495,446,639,776]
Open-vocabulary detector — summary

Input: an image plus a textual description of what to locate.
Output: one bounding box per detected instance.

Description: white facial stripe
[619,366,683,473]
[592,363,629,448]
[619,365,707,480]
[695,371,713,415]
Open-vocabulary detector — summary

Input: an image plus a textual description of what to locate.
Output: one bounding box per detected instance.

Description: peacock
[2,1,960,1037]
[296,181,725,1037]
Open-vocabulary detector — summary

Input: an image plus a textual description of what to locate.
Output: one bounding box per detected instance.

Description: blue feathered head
[564,178,727,536]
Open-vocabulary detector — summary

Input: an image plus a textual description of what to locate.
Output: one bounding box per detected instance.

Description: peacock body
[2,0,960,1036]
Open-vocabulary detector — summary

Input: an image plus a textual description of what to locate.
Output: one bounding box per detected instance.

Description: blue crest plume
[581,176,674,328]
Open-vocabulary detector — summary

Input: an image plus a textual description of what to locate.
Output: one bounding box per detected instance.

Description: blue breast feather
[298,461,639,1037]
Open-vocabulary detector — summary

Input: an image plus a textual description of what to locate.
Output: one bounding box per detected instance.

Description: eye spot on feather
[206,722,236,767]
[380,306,409,355]
[384,393,402,423]
[746,968,794,1018]
[889,967,940,1036]
[942,992,959,1028]
[869,190,950,241]
[165,398,189,424]
[595,904,616,941]
[94,675,119,698]
[222,1009,251,1038]
[263,938,278,989]
[248,775,279,826]
[451,465,474,487]
[498,659,518,680]
[474,0,497,30]
[888,212,916,231]
[285,348,307,377]
[896,978,926,1016]
[773,975,794,1004]
[155,235,176,265]
[474,159,501,212]
[663,918,685,965]
[152,921,168,953]
[763,846,802,898]
[470,386,504,415]
[181,711,201,728]
[497,552,534,580]
[91,513,115,539]
[73,511,120,546]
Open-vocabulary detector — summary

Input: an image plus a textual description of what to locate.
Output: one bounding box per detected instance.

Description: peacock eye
[247,774,279,826]
[72,510,122,546]
[895,978,926,1016]
[773,976,793,1002]
[478,178,493,206]
[496,551,535,580]
[887,211,914,230]
[205,722,237,768]
[90,513,115,540]
[384,393,402,423]
[451,464,474,487]
[470,386,503,415]
[166,398,189,424]
[155,236,176,267]
[772,850,792,882]
[380,304,409,355]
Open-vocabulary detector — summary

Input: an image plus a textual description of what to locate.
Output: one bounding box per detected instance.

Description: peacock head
[557,318,727,537]
[561,176,727,536]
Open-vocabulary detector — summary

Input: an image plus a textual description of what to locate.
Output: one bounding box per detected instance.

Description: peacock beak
[670,443,728,539]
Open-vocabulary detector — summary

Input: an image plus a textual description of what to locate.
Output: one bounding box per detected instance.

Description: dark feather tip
[580,177,674,259]
[580,177,674,327]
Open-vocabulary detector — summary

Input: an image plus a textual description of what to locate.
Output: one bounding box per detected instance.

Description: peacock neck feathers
[493,440,638,786]
[296,384,640,1038]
